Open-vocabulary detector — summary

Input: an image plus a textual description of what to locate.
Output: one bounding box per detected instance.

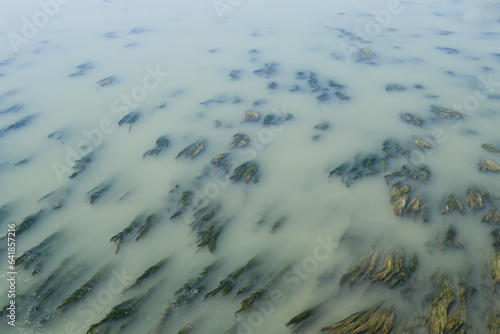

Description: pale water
[0,0,500,333]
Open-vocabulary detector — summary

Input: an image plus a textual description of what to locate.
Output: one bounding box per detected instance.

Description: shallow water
[0,0,500,333]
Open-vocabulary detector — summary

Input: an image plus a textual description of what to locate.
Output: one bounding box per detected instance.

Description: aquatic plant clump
[369,249,417,288]
[482,208,500,224]
[176,140,206,160]
[285,303,323,333]
[430,105,467,120]
[143,136,169,158]
[118,111,140,132]
[57,265,111,312]
[340,249,379,287]
[320,303,394,334]
[244,110,260,122]
[229,133,250,148]
[230,161,259,184]
[69,152,93,179]
[479,157,500,173]
[86,287,153,334]
[441,193,465,215]
[423,275,455,334]
[482,143,500,154]
[465,185,484,213]
[401,113,425,126]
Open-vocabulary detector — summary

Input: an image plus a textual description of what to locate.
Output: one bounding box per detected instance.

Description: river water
[0,0,500,333]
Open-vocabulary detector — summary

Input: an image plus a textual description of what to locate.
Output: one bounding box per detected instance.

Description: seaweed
[229,133,250,148]
[230,161,259,184]
[135,214,158,242]
[38,186,70,210]
[211,153,231,172]
[15,232,61,270]
[479,157,500,173]
[86,287,154,334]
[436,225,463,250]
[127,258,168,290]
[314,122,330,130]
[11,209,43,238]
[204,257,259,300]
[489,229,500,289]
[485,308,500,334]
[110,215,143,253]
[482,208,500,224]
[321,303,394,334]
[413,136,433,151]
[423,274,455,334]
[235,265,291,316]
[340,249,379,287]
[155,263,218,331]
[69,63,92,77]
[86,182,111,205]
[244,110,260,122]
[118,111,140,132]
[0,114,36,137]
[96,76,115,87]
[286,304,323,333]
[430,105,467,120]
[69,152,93,179]
[143,136,169,158]
[401,113,425,126]
[370,249,417,288]
[442,193,465,215]
[389,182,412,216]
[253,62,278,78]
[57,265,112,312]
[386,83,406,91]
[465,185,484,213]
[482,143,500,154]
[176,140,206,160]
[170,191,194,219]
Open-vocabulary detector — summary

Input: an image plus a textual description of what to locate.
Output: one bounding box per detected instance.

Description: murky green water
[0,0,500,333]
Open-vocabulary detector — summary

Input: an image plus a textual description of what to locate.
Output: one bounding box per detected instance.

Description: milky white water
[0,0,499,333]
